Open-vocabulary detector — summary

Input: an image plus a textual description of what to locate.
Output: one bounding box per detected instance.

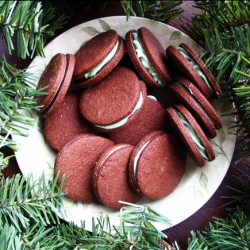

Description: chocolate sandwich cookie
[36,53,75,118]
[109,95,170,145]
[125,27,173,87]
[169,76,222,138]
[79,66,147,132]
[73,30,125,88]
[128,130,186,200]
[92,144,141,210]
[166,104,215,167]
[55,134,114,202]
[44,92,100,151]
[166,43,222,101]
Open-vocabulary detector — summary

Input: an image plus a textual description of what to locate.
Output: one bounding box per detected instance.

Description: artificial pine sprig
[143,0,183,23]
[0,1,68,59]
[182,1,250,44]
[186,176,250,249]
[118,202,171,249]
[0,189,175,249]
[59,0,184,23]
[0,172,66,232]
[198,25,250,85]
[187,204,250,250]
[0,56,46,163]
[120,0,183,23]
[232,85,250,162]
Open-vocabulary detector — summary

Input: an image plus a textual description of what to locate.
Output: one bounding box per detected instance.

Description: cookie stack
[36,27,222,210]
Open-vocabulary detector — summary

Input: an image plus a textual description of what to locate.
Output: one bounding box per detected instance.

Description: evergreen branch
[182,1,250,42]
[0,195,175,249]
[232,85,250,163]
[0,1,68,59]
[119,202,171,248]
[187,205,250,250]
[61,0,183,24]
[143,0,183,23]
[194,25,250,85]
[0,172,66,232]
[0,150,14,171]
[120,0,183,23]
[0,56,46,155]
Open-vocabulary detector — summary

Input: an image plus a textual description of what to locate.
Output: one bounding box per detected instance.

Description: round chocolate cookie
[73,30,125,88]
[166,104,215,167]
[55,134,114,202]
[128,130,186,200]
[79,66,147,132]
[44,92,100,151]
[92,144,141,210]
[169,75,222,138]
[36,53,75,118]
[108,96,170,145]
[125,27,173,87]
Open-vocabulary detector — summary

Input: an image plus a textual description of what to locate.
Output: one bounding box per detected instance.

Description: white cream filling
[175,108,208,160]
[133,140,150,192]
[94,91,144,130]
[132,33,166,86]
[178,46,214,94]
[98,145,127,167]
[147,95,157,101]
[84,41,119,79]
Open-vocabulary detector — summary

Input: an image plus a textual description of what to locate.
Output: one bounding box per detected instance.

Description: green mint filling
[94,91,144,130]
[177,46,214,94]
[175,109,209,160]
[84,41,119,79]
[132,32,166,86]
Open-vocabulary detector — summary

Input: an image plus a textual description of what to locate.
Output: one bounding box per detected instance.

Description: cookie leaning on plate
[125,27,173,87]
[79,66,147,132]
[169,75,222,139]
[128,130,186,200]
[36,53,75,118]
[166,43,222,102]
[73,29,125,88]
[166,104,215,167]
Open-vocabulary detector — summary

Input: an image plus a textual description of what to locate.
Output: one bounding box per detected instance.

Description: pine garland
[0,1,68,59]
[0,56,46,170]
[0,172,173,249]
[120,0,183,23]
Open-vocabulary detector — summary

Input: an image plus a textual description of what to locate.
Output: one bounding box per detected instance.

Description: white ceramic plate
[13,16,236,231]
